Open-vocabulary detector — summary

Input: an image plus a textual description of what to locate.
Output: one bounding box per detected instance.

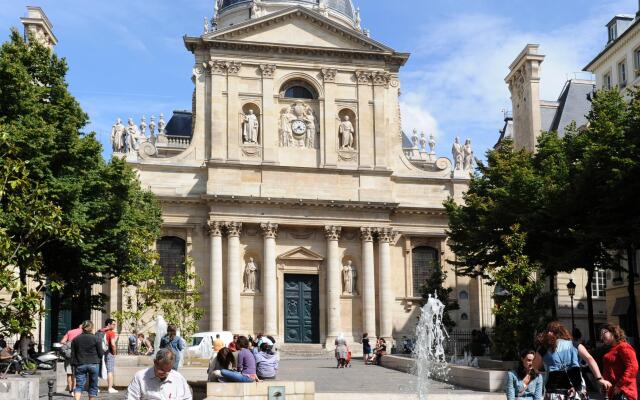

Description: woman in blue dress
[506,349,543,400]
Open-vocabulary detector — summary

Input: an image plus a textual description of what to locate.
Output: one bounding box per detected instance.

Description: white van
[186,331,233,358]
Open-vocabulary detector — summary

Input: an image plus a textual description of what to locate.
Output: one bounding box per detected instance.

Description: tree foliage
[445,87,640,349]
[490,225,551,360]
[0,30,162,335]
[159,257,204,340]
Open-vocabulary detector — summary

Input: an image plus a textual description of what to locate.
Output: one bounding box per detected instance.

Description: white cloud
[400,0,633,154]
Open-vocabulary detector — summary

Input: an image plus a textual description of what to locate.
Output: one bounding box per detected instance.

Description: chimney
[20,6,57,50]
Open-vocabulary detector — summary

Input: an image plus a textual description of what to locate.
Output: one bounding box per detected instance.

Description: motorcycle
[31,342,64,370]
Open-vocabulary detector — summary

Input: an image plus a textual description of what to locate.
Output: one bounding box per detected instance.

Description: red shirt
[603,341,639,400]
[62,327,82,342]
[100,328,117,353]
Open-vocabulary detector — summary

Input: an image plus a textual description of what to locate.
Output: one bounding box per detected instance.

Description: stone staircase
[278,344,332,359]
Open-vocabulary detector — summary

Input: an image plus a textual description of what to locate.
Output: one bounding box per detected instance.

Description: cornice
[205,160,394,177]
[201,194,399,211]
[393,207,448,217]
[185,37,408,69]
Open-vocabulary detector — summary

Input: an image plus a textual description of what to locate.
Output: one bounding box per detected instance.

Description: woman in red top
[601,324,639,400]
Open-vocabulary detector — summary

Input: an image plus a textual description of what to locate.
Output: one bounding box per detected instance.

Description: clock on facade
[291,119,307,135]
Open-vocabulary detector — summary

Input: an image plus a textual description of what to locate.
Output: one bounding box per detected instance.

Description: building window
[608,24,617,43]
[460,313,469,321]
[157,236,186,289]
[618,60,627,87]
[412,246,438,296]
[634,47,640,78]
[603,72,612,90]
[459,290,469,300]
[281,80,317,99]
[592,269,606,298]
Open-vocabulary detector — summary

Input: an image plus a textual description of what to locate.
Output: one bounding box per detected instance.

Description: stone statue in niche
[242,109,260,144]
[110,118,126,153]
[452,136,463,170]
[278,102,317,149]
[243,257,258,292]
[342,260,357,295]
[339,115,355,150]
[463,139,474,171]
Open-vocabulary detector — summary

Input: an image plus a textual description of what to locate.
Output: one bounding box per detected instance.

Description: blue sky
[0,0,635,160]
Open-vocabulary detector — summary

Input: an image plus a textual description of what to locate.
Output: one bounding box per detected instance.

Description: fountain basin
[380,355,508,392]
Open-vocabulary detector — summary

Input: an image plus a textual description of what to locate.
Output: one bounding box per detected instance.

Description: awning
[611,297,630,316]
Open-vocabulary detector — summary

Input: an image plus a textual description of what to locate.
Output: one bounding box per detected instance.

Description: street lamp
[567,279,576,330]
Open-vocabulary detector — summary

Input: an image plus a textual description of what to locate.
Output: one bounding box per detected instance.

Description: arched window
[459,290,469,300]
[281,80,317,99]
[157,236,186,289]
[412,246,439,296]
[460,313,469,320]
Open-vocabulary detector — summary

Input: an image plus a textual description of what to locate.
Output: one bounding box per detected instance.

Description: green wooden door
[284,274,319,343]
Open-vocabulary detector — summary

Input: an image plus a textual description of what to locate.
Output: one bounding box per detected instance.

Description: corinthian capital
[208,60,228,75]
[260,222,279,239]
[360,227,374,242]
[207,221,223,236]
[355,70,371,85]
[324,225,341,241]
[226,61,242,75]
[376,227,395,243]
[321,68,337,83]
[225,222,242,237]
[260,64,277,78]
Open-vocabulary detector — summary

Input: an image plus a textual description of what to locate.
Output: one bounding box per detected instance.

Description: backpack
[95,330,109,353]
[61,341,73,359]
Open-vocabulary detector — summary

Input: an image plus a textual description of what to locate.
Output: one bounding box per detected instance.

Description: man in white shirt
[126,348,192,400]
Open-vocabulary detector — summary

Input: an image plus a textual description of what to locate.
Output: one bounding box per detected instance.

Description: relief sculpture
[279,102,318,149]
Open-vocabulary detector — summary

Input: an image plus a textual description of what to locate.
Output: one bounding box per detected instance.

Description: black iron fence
[444,329,493,356]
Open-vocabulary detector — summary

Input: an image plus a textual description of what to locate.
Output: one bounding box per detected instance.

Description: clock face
[291,119,307,135]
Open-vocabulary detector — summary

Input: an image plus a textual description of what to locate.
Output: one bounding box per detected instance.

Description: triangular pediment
[278,246,324,262]
[206,7,393,53]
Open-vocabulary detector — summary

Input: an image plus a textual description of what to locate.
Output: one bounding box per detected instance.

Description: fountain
[413,293,449,400]
[153,315,168,356]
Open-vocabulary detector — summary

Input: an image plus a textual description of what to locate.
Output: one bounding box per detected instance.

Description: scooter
[32,342,63,370]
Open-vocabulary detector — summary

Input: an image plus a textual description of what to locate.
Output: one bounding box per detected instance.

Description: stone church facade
[103,0,492,347]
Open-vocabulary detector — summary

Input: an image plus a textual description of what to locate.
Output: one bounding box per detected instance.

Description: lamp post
[567,279,576,330]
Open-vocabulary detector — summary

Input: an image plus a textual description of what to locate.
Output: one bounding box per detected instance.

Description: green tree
[490,225,551,360]
[0,30,162,337]
[160,258,204,340]
[421,264,460,330]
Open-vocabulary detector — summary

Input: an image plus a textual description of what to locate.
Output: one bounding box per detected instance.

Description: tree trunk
[549,274,557,319]
[586,266,595,343]
[627,246,639,352]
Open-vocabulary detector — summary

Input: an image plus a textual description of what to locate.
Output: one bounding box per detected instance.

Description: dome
[217,0,357,23]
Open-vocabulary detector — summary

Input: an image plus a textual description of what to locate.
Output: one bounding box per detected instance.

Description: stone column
[377,228,394,340]
[261,223,278,336]
[372,72,390,169]
[227,62,242,161]
[325,226,342,343]
[361,227,376,337]
[321,68,338,167]
[225,222,242,333]
[209,60,228,161]
[208,221,224,332]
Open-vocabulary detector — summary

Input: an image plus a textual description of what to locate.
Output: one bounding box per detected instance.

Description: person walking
[334,333,349,368]
[99,318,119,394]
[125,348,192,400]
[71,320,104,400]
[601,324,639,400]
[213,336,258,382]
[533,321,611,400]
[160,324,186,370]
[362,333,372,364]
[505,349,543,400]
[60,323,83,394]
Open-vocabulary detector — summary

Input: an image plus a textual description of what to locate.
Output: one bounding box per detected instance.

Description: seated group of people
[207,333,278,383]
